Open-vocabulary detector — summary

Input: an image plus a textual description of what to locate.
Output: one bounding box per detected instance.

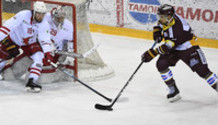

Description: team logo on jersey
[128,0,160,24]
[23,36,33,45]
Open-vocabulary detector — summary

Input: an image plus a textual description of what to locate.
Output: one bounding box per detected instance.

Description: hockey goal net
[0,0,114,82]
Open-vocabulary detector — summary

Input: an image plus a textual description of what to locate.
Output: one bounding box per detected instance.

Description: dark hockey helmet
[157,4,174,16]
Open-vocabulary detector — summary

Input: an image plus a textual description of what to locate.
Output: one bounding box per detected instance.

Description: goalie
[44,6,74,66]
[141,4,218,102]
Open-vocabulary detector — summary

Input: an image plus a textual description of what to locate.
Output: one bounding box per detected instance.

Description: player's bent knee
[31,52,44,63]
[156,59,170,72]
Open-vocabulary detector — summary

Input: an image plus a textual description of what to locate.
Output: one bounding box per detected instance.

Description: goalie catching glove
[43,52,54,66]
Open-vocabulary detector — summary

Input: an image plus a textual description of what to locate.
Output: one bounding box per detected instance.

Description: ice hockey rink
[0,33,218,125]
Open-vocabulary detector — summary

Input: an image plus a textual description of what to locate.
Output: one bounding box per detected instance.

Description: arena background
[2,0,218,48]
[87,0,218,48]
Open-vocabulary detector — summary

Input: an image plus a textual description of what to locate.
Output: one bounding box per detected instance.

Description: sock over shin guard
[160,69,181,102]
[160,69,174,84]
[205,73,218,91]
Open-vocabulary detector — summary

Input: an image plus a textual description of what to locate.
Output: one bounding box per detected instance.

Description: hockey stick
[50,61,112,102]
[54,44,100,58]
[54,50,83,58]
[95,41,157,111]
[151,41,157,49]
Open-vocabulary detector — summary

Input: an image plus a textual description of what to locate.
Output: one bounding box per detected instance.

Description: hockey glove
[155,40,174,55]
[2,38,20,58]
[43,52,53,66]
[141,41,174,62]
[141,49,158,62]
[153,26,163,43]
[7,45,20,58]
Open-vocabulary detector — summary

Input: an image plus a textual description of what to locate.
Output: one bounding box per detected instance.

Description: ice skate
[167,84,181,102]
[25,78,42,93]
[212,82,218,92]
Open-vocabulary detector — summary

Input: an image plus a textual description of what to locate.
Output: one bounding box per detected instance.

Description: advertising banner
[87,0,218,40]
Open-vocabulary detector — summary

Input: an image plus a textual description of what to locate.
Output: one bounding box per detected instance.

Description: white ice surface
[0,33,218,125]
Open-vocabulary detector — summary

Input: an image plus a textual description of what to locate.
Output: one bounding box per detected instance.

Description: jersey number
[27,28,33,34]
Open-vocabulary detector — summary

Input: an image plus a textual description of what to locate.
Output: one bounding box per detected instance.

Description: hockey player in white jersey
[44,6,74,65]
[0,1,53,92]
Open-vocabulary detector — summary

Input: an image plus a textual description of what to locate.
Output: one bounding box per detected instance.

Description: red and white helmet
[51,6,66,27]
[51,5,66,18]
[33,1,47,13]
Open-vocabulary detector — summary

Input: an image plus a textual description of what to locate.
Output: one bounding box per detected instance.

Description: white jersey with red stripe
[0,10,52,53]
[45,13,73,51]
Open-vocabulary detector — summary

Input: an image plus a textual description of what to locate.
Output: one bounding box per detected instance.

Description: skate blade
[25,87,41,93]
[168,94,182,103]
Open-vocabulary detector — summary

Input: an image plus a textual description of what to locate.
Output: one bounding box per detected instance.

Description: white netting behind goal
[1,0,114,82]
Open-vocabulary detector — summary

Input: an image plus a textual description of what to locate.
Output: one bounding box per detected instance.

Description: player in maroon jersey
[141,4,217,102]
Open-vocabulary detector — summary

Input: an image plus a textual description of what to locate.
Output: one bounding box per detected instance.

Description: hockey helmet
[157,4,174,17]
[51,6,66,18]
[51,6,66,27]
[33,1,47,13]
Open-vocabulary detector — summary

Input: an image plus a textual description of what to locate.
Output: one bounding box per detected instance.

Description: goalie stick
[54,44,100,58]
[50,61,112,102]
[95,41,157,111]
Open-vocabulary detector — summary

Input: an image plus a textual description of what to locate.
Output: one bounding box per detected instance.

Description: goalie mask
[51,6,66,28]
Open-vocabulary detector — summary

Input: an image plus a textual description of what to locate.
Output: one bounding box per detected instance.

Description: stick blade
[95,103,113,111]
